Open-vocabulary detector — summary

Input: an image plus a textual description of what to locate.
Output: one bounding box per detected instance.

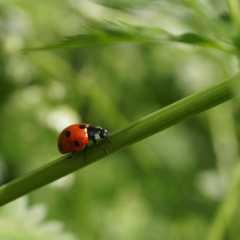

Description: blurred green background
[1,0,240,239]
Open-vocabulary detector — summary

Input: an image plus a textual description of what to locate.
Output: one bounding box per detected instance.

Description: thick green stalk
[0,73,240,206]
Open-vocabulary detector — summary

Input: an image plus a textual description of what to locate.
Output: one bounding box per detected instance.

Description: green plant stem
[0,73,240,206]
[226,0,240,29]
[206,160,240,240]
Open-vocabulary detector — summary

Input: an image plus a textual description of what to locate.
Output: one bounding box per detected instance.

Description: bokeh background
[0,0,240,239]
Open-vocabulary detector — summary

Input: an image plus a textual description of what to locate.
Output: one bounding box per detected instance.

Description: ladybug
[58,123,111,161]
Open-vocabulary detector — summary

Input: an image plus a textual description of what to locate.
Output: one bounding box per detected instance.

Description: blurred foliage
[0,0,240,239]
[0,197,77,240]
[23,21,236,53]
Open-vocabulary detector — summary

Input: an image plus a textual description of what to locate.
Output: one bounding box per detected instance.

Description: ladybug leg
[92,139,109,155]
[68,151,75,160]
[83,144,88,162]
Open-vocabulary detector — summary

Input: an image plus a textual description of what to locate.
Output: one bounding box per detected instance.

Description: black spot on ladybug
[79,125,86,129]
[74,140,79,146]
[65,130,71,137]
[58,143,63,152]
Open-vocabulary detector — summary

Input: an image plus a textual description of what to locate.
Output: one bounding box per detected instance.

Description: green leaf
[23,21,237,54]
[172,33,236,53]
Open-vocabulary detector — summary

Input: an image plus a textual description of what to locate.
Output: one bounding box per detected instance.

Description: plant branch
[0,72,240,206]
[23,22,237,54]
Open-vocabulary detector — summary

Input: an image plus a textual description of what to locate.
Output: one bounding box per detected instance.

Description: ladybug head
[100,129,111,143]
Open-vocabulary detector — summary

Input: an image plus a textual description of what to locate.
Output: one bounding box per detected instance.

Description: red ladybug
[58,123,111,161]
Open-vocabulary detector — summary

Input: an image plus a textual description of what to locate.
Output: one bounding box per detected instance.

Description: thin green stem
[206,160,240,240]
[226,0,240,29]
[0,73,240,206]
